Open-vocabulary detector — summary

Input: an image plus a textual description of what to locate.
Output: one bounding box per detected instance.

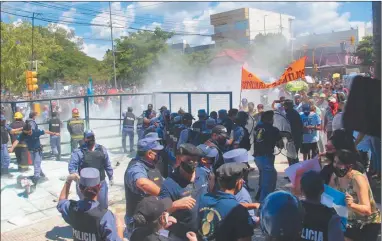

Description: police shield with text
[122,107,136,153]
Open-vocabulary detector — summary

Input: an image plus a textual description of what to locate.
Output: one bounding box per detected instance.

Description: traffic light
[350,36,355,45]
[25,71,38,92]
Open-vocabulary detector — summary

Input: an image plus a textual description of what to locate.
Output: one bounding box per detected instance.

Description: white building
[210,8,295,45]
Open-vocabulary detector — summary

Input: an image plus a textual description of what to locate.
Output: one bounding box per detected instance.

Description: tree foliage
[355,35,373,66]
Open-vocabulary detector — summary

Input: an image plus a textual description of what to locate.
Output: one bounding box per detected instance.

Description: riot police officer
[9,112,28,172]
[176,113,195,149]
[57,168,123,241]
[199,118,216,144]
[232,111,251,150]
[260,191,304,241]
[124,138,164,236]
[48,112,61,161]
[217,109,227,125]
[68,130,114,209]
[67,108,85,152]
[205,125,231,172]
[122,107,135,153]
[136,113,144,141]
[192,109,208,132]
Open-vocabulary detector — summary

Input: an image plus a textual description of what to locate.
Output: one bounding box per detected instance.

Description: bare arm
[136,178,161,196]
[240,202,260,210]
[59,181,72,201]
[8,140,19,153]
[348,175,372,216]
[45,130,60,136]
[9,127,23,134]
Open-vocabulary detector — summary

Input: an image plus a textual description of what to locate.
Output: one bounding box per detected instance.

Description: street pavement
[1,151,379,241]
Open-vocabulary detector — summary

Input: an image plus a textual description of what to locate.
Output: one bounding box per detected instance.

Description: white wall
[248,8,294,42]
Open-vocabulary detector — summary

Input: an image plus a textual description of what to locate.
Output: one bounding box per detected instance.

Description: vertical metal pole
[119,95,122,135]
[187,93,191,114]
[109,2,117,88]
[31,12,35,71]
[279,13,282,34]
[263,15,267,35]
[229,92,233,110]
[169,93,172,112]
[206,94,210,115]
[84,97,90,129]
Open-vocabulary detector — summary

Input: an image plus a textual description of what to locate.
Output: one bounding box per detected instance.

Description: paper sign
[241,57,306,90]
[284,157,321,187]
[322,184,348,231]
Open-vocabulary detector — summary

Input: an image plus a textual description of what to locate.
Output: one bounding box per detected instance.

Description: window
[215,24,229,33]
[234,20,248,30]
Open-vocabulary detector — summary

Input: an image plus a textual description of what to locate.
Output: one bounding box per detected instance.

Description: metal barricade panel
[191,94,207,117]
[169,94,189,114]
[208,94,231,113]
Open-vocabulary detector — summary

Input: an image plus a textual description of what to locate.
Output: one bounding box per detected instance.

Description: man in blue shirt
[195,144,218,196]
[9,121,59,184]
[197,162,254,241]
[124,138,164,236]
[159,143,203,241]
[57,168,123,241]
[68,130,114,209]
[177,113,195,149]
[300,104,321,160]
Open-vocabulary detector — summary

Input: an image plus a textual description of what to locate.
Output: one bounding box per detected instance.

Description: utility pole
[109,2,117,88]
[279,13,283,34]
[372,2,381,79]
[31,12,35,71]
[263,15,267,35]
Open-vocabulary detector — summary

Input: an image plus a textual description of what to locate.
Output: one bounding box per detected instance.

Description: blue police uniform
[192,109,208,132]
[136,115,144,141]
[253,121,282,202]
[217,109,227,125]
[1,123,12,171]
[18,129,46,181]
[69,143,113,209]
[122,111,135,152]
[177,127,191,149]
[27,117,38,130]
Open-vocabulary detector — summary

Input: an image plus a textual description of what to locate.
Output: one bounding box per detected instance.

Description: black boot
[1,168,13,178]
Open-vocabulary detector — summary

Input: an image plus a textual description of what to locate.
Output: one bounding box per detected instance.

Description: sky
[1,1,373,61]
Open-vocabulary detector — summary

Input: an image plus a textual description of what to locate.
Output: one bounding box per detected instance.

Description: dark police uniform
[253,121,282,202]
[122,111,136,152]
[232,124,251,150]
[57,168,122,241]
[10,120,28,170]
[197,163,254,241]
[136,115,144,141]
[67,118,85,152]
[49,116,61,160]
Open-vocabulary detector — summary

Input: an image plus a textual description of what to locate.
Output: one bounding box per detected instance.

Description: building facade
[210,8,295,46]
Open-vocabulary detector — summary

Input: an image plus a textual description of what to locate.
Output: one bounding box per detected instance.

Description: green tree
[355,35,373,66]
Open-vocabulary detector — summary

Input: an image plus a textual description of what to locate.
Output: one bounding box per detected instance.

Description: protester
[300,103,321,160]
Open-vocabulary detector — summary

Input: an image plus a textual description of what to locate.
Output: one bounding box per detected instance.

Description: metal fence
[2,91,232,155]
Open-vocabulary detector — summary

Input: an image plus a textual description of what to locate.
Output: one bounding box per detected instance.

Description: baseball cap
[197,109,207,117]
[159,106,167,111]
[212,125,229,138]
[138,138,164,152]
[197,144,218,158]
[144,132,162,140]
[178,143,203,157]
[79,168,100,187]
[134,196,173,223]
[216,162,248,179]
[223,148,254,163]
[84,130,95,139]
[206,118,216,128]
[182,113,195,121]
[148,104,153,108]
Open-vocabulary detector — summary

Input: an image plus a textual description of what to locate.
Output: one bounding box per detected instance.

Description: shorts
[301,142,318,154]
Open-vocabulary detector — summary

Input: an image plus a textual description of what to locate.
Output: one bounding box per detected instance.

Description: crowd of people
[0,75,381,241]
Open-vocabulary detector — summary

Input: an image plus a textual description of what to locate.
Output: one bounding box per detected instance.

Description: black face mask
[180,161,196,175]
[333,165,350,177]
[85,139,95,148]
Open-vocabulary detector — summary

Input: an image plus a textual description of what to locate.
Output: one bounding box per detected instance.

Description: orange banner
[241,57,306,90]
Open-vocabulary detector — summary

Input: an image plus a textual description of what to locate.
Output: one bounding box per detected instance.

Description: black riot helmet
[260,191,304,241]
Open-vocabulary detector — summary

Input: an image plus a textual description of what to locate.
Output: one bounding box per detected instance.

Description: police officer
[68,130,114,209]
[9,121,60,184]
[205,125,231,172]
[260,191,304,241]
[57,168,123,241]
[122,107,135,153]
[300,171,344,241]
[177,113,195,149]
[144,104,154,119]
[48,112,61,161]
[226,108,238,136]
[253,111,282,202]
[197,162,254,241]
[136,113,144,141]
[222,149,259,225]
[195,144,218,196]
[124,138,164,235]
[27,111,38,130]
[231,111,251,150]
[217,109,227,125]
[209,111,218,122]
[9,112,28,172]
[67,108,85,152]
[159,143,203,241]
[192,109,208,132]
[200,118,216,144]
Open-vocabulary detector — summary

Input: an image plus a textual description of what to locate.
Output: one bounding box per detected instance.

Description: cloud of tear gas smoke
[139,41,292,113]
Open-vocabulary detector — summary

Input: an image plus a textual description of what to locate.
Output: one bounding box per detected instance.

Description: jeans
[76,180,109,209]
[50,136,61,157]
[1,144,11,169]
[254,155,277,202]
[70,139,84,153]
[122,129,134,152]
[30,150,43,179]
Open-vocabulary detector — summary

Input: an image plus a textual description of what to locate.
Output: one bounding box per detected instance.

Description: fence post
[206,93,210,115]
[169,93,172,112]
[229,92,233,110]
[119,96,122,135]
[84,96,90,129]
[187,93,191,114]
